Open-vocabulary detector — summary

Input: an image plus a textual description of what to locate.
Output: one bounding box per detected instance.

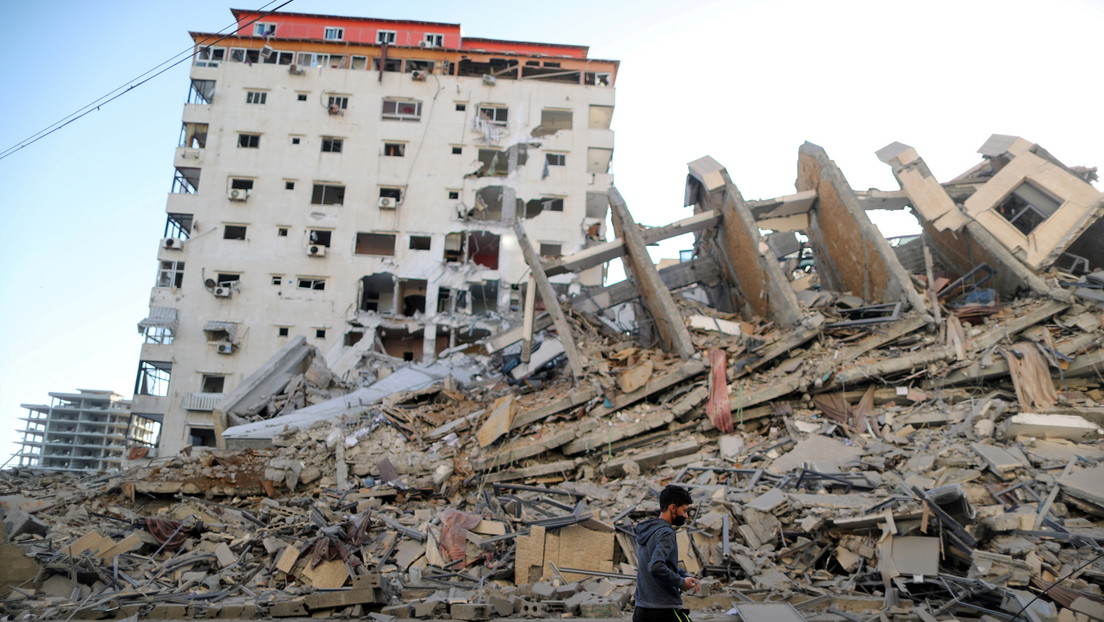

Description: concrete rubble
[3,135,1104,621]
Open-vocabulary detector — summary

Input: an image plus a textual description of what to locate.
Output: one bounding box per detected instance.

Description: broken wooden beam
[608,186,696,359]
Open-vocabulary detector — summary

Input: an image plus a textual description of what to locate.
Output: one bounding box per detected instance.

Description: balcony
[182,392,225,412]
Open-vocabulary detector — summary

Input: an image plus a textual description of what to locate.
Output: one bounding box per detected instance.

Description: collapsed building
[4,135,1104,620]
[134,9,618,456]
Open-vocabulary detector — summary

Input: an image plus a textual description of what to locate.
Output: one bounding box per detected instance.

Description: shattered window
[995,181,1061,235]
[409,235,432,250]
[311,183,345,205]
[467,231,500,269]
[297,277,326,290]
[134,361,172,397]
[478,106,509,127]
[172,167,200,194]
[188,79,215,104]
[189,427,216,447]
[539,243,562,257]
[262,50,295,65]
[157,261,185,289]
[525,197,565,218]
[194,47,224,68]
[373,57,402,72]
[179,122,208,148]
[164,213,193,239]
[382,99,422,121]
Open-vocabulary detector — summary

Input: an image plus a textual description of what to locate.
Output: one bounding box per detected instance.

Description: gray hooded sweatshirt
[633,517,689,608]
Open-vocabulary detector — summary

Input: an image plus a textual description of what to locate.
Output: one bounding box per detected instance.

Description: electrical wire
[0,0,294,162]
[1010,544,1104,621]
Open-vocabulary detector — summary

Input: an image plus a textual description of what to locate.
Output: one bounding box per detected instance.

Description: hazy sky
[1,0,1102,462]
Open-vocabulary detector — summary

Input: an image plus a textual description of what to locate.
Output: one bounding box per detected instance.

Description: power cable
[0,0,294,162]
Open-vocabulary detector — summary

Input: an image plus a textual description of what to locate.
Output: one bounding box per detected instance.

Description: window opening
[540,243,563,257]
[377,30,396,44]
[189,427,216,447]
[296,52,328,68]
[545,153,566,166]
[315,328,327,338]
[321,137,343,152]
[285,181,295,190]
[297,93,308,101]
[398,279,427,316]
[194,47,224,68]
[373,57,402,72]
[584,72,612,86]
[135,361,172,397]
[277,227,289,236]
[424,33,444,47]
[437,287,453,313]
[180,122,208,148]
[444,233,463,263]
[253,22,276,36]
[278,327,290,337]
[467,231,500,269]
[328,96,349,112]
[409,235,431,250]
[308,230,332,247]
[586,192,609,218]
[379,187,403,202]
[201,374,226,394]
[458,58,518,79]
[157,261,185,288]
[470,281,499,314]
[291,136,301,145]
[995,181,1062,235]
[533,109,573,136]
[237,133,260,148]
[448,190,460,199]
[262,49,294,65]
[188,79,215,104]
[384,142,405,157]
[587,147,613,174]
[451,146,462,155]
[297,277,326,290]
[478,106,508,126]
[245,91,267,104]
[355,233,396,256]
[455,103,466,111]
[216,273,240,287]
[229,48,261,63]
[223,225,247,240]
[143,326,174,345]
[165,213,193,239]
[360,273,396,312]
[405,59,433,73]
[351,56,368,70]
[311,183,345,205]
[525,197,564,218]
[271,275,283,285]
[382,99,422,121]
[172,167,200,194]
[324,27,344,41]
[588,105,614,129]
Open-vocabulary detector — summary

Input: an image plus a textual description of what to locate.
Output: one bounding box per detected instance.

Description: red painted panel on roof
[460,38,587,58]
[235,12,462,48]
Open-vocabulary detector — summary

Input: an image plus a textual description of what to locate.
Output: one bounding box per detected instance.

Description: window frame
[237,133,261,148]
[424,33,444,47]
[297,277,327,291]
[545,153,567,167]
[321,137,344,153]
[377,30,397,44]
[383,142,406,157]
[245,90,267,105]
[253,22,277,37]
[478,105,509,126]
[311,183,346,206]
[381,99,422,122]
[324,26,345,41]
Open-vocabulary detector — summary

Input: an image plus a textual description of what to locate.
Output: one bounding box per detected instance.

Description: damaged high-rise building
[132,9,618,456]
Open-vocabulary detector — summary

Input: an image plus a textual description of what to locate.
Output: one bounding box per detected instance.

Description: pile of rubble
[3,135,1104,621]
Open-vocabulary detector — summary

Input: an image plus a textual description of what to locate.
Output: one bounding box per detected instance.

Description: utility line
[0,0,294,162]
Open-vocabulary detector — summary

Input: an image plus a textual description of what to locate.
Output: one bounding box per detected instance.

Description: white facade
[133,12,617,456]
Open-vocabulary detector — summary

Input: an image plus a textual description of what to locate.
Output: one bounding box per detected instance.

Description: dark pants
[633,606,691,622]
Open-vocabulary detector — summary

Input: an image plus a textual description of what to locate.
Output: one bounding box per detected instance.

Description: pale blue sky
[1,0,1102,462]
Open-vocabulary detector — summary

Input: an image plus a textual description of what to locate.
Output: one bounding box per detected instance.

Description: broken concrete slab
[767,435,863,475]
[1005,413,1101,441]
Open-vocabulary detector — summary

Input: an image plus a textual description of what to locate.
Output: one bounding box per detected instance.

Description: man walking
[634,484,700,622]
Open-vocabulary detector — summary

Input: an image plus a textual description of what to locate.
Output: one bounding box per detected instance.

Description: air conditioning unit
[260,45,274,59]
[411,70,427,81]
[228,188,250,201]
[482,74,496,86]
[162,237,184,250]
[213,286,233,298]
[378,197,397,209]
[307,245,327,257]
[216,342,234,355]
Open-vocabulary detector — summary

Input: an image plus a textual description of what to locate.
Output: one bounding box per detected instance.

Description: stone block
[450,602,492,621]
[531,581,556,600]
[580,599,620,618]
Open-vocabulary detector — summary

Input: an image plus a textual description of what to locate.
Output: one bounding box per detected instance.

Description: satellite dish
[204,278,217,290]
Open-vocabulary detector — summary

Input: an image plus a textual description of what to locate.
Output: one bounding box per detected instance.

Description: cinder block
[515,600,547,618]
[580,599,620,618]
[449,602,492,621]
